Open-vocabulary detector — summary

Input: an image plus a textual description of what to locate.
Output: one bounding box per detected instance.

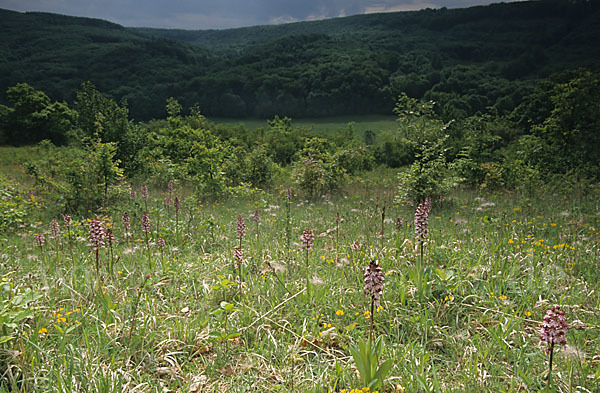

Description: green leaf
[435,268,446,280]
[0,335,14,344]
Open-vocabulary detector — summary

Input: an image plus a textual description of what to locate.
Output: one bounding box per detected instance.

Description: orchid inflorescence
[540,306,568,353]
[34,233,45,246]
[141,213,150,234]
[233,247,245,269]
[141,184,148,201]
[50,218,60,238]
[237,214,246,240]
[363,259,384,306]
[301,230,314,250]
[88,219,105,251]
[414,197,432,242]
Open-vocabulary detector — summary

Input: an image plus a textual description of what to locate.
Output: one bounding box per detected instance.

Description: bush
[0,175,29,233]
[291,154,346,199]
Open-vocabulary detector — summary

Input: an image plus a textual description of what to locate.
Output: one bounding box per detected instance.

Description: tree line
[0,0,599,121]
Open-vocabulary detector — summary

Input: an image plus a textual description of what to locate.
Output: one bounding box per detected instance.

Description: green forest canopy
[0,0,599,121]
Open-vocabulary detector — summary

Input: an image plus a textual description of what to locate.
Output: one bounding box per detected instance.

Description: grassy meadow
[210,116,398,137]
[0,158,599,393]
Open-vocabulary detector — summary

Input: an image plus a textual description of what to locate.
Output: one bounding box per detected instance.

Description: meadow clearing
[1,170,599,393]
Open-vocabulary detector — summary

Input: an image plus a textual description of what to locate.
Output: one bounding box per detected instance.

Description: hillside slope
[1,0,599,120]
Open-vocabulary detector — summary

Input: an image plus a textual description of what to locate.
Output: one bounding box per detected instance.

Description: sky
[0,0,517,30]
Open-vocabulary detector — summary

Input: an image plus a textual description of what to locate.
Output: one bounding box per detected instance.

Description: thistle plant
[364,259,384,342]
[88,218,105,275]
[301,229,314,300]
[540,306,569,383]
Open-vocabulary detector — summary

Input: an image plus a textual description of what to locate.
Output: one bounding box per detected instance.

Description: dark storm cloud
[0,0,518,29]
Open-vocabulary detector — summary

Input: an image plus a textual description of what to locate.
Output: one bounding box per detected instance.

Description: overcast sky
[0,0,518,30]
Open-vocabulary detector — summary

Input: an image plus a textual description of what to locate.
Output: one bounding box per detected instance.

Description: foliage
[529,70,600,178]
[2,1,600,120]
[0,175,29,233]
[0,83,75,145]
[75,82,139,173]
[24,140,124,214]
[394,94,461,203]
[349,336,393,390]
[0,275,42,344]
[0,159,599,391]
[291,137,347,198]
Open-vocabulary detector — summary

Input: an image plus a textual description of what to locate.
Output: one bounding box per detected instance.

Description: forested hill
[1,0,600,120]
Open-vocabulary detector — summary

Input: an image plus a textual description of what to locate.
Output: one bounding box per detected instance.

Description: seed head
[301,230,314,250]
[141,213,150,234]
[540,306,568,353]
[364,259,384,305]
